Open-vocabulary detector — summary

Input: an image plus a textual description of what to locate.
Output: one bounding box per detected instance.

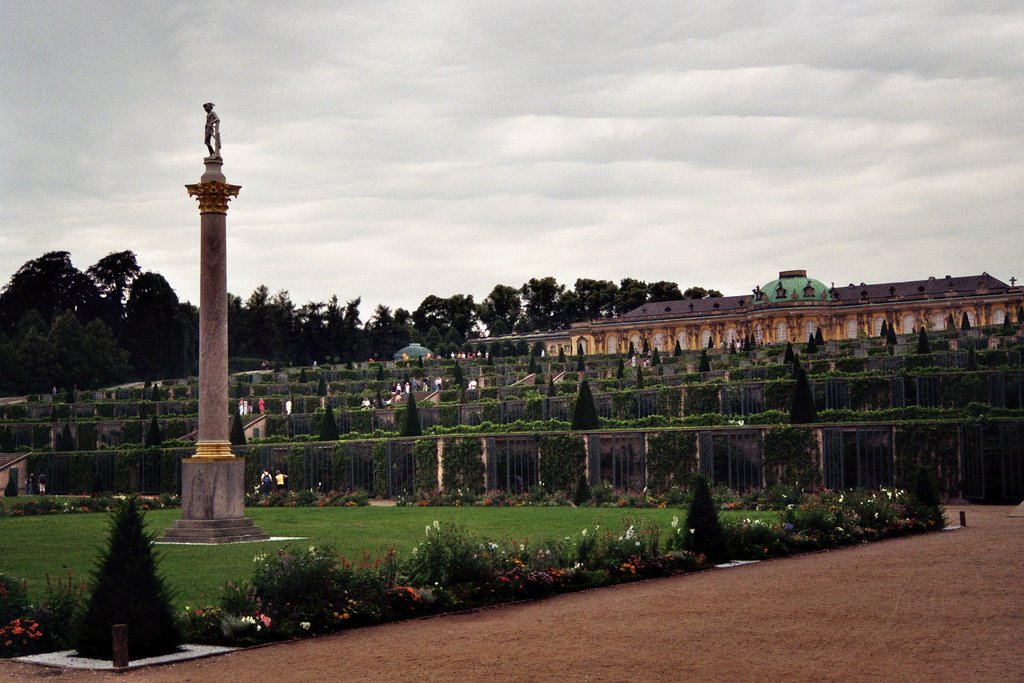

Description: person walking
[274,469,288,492]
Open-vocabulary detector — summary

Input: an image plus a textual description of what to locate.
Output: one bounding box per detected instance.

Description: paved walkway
[2,505,1021,682]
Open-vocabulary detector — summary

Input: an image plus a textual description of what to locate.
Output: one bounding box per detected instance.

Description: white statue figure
[203,102,221,157]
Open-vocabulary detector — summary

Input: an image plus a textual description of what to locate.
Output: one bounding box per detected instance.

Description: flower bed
[0,488,944,657]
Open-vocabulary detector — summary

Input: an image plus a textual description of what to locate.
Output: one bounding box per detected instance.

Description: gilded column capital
[186,181,241,214]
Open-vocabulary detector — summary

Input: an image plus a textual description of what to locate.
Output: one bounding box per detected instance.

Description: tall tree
[86,250,141,334]
[648,281,683,303]
[477,284,522,336]
[0,251,101,332]
[124,272,188,379]
[614,278,648,315]
[520,277,566,331]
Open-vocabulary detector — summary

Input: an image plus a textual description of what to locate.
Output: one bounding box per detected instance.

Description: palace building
[515,270,1023,357]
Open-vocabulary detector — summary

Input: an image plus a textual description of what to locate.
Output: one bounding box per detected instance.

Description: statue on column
[204,102,221,158]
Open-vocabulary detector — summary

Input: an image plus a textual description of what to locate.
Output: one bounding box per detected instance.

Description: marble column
[161,156,267,544]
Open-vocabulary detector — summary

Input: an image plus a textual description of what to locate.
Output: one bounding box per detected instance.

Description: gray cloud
[1,1,1021,316]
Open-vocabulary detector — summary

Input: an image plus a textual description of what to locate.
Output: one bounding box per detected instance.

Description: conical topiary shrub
[145,415,164,448]
[684,475,727,563]
[229,412,246,446]
[402,390,422,437]
[960,312,971,331]
[75,498,181,659]
[790,367,817,424]
[319,403,339,441]
[783,341,794,364]
[698,350,710,373]
[571,379,599,431]
[916,327,931,354]
[673,340,683,357]
[573,470,591,507]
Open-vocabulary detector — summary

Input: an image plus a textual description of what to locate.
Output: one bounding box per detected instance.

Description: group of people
[257,468,288,496]
[237,398,266,415]
[24,472,47,495]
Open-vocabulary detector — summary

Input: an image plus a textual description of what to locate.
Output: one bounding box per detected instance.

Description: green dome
[393,343,433,360]
[752,270,832,305]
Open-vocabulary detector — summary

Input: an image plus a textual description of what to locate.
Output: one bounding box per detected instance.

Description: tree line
[0,250,721,394]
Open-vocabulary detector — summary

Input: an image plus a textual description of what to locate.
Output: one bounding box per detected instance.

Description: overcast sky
[2,1,1022,318]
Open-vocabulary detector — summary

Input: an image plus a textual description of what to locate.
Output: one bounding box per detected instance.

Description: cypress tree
[575,351,585,372]
[673,339,683,357]
[814,327,824,345]
[376,364,385,381]
[1003,315,1012,332]
[916,327,931,354]
[418,355,424,369]
[150,383,161,402]
[528,355,538,375]
[684,475,727,563]
[627,342,635,359]
[880,319,888,337]
[636,366,644,389]
[960,312,971,330]
[146,416,164,447]
[790,367,817,424]
[486,352,494,366]
[1017,306,1024,325]
[558,348,566,363]
[651,348,661,366]
[229,413,246,446]
[299,368,308,384]
[946,313,956,330]
[548,377,557,397]
[886,322,898,346]
[75,498,182,659]
[783,342,795,364]
[317,374,327,396]
[319,404,339,441]
[3,474,16,497]
[966,347,977,371]
[698,350,711,373]
[452,361,464,389]
[729,341,737,355]
[706,335,714,349]
[642,338,650,354]
[402,390,422,437]
[616,358,625,379]
[571,379,599,431]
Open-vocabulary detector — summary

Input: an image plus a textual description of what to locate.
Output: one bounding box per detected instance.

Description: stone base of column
[159,457,269,544]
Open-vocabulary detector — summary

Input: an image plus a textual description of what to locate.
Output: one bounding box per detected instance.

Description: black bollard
[959,510,967,527]
[112,623,129,668]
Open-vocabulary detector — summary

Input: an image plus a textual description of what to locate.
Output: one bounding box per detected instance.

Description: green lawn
[0,506,775,608]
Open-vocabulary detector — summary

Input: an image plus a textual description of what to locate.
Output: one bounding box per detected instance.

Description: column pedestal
[161,459,269,544]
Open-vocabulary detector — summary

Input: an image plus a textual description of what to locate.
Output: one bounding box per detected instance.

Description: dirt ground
[3,504,1021,682]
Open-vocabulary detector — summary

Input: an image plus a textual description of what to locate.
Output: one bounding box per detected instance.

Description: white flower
[309,545,316,553]
[433,520,441,530]
[240,616,256,625]
[671,516,679,528]
[623,525,636,540]
[300,621,311,631]
[689,528,696,535]
[581,528,587,537]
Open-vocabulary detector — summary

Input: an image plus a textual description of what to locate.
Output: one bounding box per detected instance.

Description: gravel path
[3,504,1021,682]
